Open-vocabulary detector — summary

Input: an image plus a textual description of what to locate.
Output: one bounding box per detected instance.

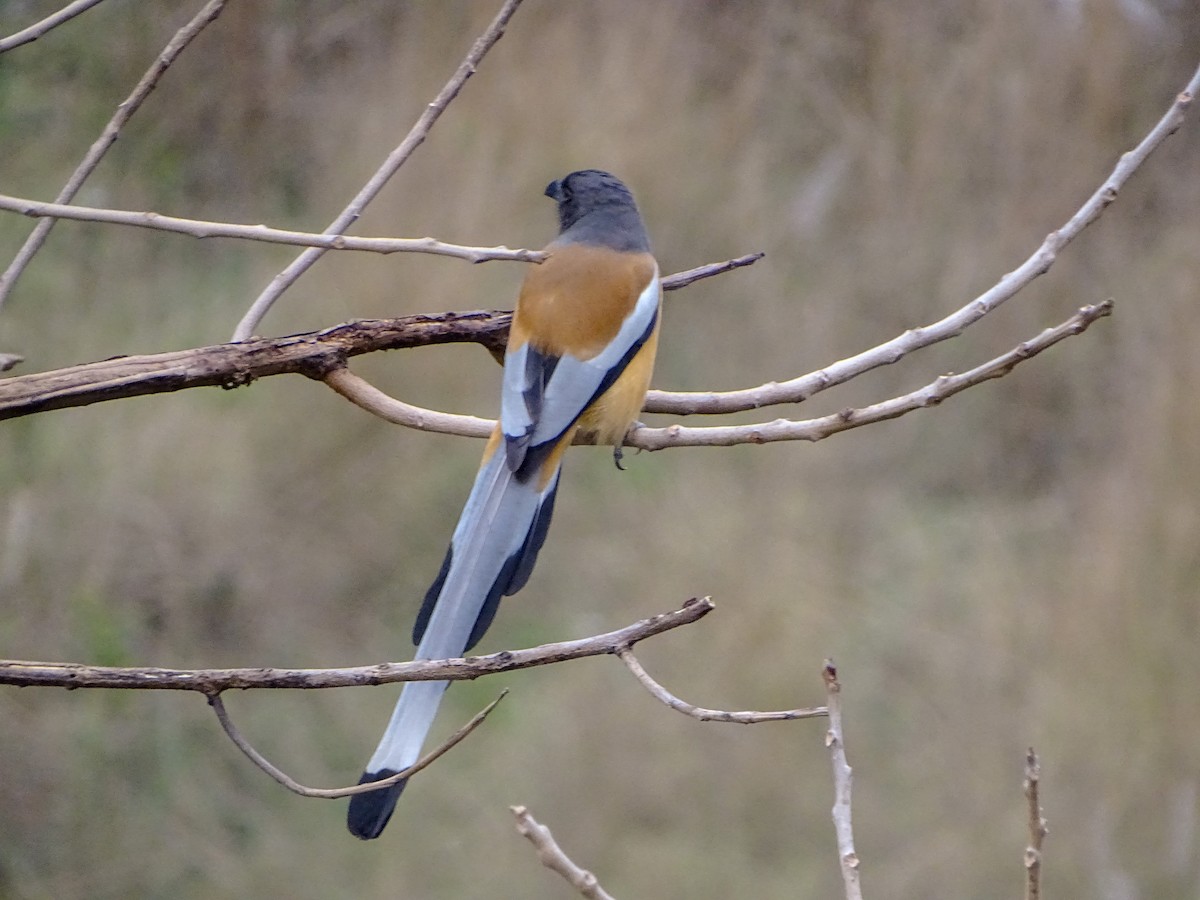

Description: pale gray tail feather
[347,444,560,839]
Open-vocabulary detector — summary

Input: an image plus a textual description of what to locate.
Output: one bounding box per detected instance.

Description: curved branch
[0,0,107,53]
[616,647,826,723]
[323,364,493,436]
[231,0,526,341]
[324,298,1112,448]
[210,690,506,799]
[0,598,714,691]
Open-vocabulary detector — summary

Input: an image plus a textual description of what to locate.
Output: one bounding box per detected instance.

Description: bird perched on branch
[348,170,661,840]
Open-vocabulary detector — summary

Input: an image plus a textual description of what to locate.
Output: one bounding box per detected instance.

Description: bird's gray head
[544,170,650,253]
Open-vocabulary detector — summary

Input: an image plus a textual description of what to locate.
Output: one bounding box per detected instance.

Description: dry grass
[1,1,1199,897]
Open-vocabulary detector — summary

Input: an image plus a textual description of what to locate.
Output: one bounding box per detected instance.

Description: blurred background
[1,1,1198,897]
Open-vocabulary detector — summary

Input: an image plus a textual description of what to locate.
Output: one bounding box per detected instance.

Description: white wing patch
[499,265,660,472]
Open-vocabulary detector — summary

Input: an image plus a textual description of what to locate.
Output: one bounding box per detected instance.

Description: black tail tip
[346,770,408,840]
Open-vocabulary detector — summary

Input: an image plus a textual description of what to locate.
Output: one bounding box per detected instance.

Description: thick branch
[0,598,713,691]
[231,0,526,340]
[0,254,758,421]
[0,311,512,421]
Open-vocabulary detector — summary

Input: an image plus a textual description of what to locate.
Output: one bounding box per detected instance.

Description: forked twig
[209,690,505,798]
[0,0,228,311]
[231,0,526,340]
[616,646,826,723]
[323,298,1112,448]
[631,299,1113,449]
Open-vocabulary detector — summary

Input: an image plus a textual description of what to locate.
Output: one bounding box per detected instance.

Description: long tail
[347,433,562,840]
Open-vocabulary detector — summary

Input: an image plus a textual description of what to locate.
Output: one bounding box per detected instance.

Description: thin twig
[657,251,764,289]
[643,60,1200,418]
[230,0,525,341]
[209,690,506,798]
[512,806,616,900]
[616,646,826,723]
[0,598,714,691]
[1024,748,1048,900]
[823,660,863,900]
[631,299,1113,450]
[0,252,759,422]
[0,0,107,53]
[0,0,227,311]
[0,193,542,265]
[0,299,1110,440]
[325,299,1112,448]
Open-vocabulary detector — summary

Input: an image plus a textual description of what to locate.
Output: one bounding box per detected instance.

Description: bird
[347,169,661,840]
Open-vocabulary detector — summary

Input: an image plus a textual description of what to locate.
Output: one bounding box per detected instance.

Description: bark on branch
[0,598,714,691]
[0,254,762,421]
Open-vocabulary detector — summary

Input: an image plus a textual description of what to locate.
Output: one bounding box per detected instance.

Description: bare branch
[0,352,23,373]
[210,690,506,799]
[0,0,228,311]
[0,598,714,691]
[327,297,1110,446]
[616,647,826,723]
[511,806,616,900]
[0,252,758,422]
[0,0,107,53]
[324,365,493,437]
[0,298,1113,440]
[657,251,764,289]
[643,61,1200,418]
[630,299,1113,450]
[231,0,526,341]
[0,193,543,265]
[0,310,512,421]
[1024,748,1048,900]
[823,660,864,900]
